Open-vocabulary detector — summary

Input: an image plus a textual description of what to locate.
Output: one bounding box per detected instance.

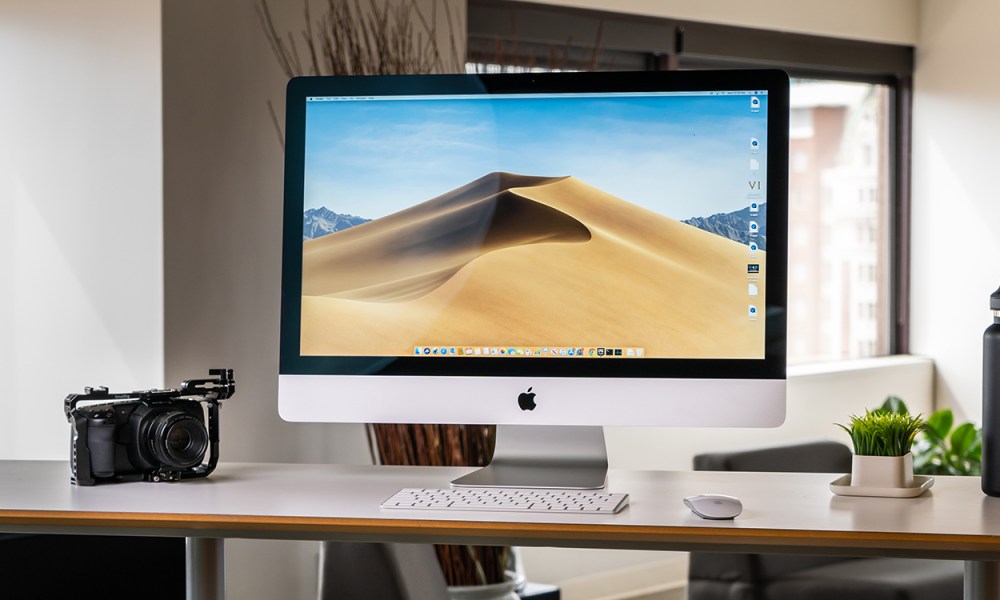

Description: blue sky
[303,92,768,221]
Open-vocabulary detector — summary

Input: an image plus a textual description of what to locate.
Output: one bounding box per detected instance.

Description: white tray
[829,474,934,498]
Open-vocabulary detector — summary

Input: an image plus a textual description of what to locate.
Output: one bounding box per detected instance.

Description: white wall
[160,4,362,597]
[0,0,163,460]
[530,0,919,45]
[161,2,465,597]
[910,0,1000,423]
[161,0,374,469]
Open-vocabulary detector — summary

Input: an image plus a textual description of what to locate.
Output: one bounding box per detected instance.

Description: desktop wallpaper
[299,93,768,359]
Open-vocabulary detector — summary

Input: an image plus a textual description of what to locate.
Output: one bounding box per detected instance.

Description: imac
[278,70,789,489]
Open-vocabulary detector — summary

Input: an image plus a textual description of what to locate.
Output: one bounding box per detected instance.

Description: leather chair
[689,440,963,600]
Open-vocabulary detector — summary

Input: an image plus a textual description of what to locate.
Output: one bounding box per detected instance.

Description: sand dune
[301,172,766,358]
[302,173,590,301]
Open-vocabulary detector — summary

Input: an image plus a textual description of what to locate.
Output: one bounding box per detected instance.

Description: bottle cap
[992,286,1000,310]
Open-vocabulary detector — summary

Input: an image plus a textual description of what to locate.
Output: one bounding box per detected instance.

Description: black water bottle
[982,286,1000,496]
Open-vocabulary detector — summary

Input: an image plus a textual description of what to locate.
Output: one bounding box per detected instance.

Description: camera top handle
[64,368,235,419]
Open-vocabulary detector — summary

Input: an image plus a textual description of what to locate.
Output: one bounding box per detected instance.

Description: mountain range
[305,200,767,250]
[683,203,767,250]
[302,207,370,241]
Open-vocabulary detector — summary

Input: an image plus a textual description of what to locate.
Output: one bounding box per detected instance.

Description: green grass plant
[837,409,925,457]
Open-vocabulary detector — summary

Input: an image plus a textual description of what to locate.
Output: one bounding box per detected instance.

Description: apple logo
[517,387,537,411]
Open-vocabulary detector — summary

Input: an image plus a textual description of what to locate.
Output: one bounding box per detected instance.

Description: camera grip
[88,420,117,478]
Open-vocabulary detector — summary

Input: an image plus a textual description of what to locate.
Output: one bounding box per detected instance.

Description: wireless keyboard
[380,487,630,514]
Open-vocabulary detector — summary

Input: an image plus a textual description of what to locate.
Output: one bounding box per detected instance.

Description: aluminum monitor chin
[278,70,788,487]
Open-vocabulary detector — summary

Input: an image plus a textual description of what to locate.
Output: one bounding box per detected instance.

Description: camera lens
[149,412,209,469]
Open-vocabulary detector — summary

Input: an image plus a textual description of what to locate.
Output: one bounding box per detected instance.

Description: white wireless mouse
[683,494,743,520]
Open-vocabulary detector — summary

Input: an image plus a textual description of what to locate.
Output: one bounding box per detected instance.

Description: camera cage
[65,368,235,484]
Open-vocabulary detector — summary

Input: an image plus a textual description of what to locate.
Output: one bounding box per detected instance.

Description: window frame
[467,0,914,356]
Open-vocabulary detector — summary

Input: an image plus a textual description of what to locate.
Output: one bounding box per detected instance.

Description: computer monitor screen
[279,70,788,486]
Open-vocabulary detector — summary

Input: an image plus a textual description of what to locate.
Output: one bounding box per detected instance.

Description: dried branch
[256,0,296,79]
[266,100,284,148]
[258,0,461,78]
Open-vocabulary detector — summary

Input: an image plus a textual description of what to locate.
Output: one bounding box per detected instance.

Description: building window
[792,150,809,173]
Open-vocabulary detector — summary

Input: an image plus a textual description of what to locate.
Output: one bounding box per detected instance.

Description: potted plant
[837,409,925,489]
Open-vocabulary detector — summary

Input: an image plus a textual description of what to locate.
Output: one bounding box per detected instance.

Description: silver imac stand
[450,425,609,489]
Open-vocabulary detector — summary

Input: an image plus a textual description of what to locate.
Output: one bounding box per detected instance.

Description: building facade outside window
[786,80,891,363]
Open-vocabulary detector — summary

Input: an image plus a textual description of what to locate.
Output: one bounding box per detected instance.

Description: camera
[64,368,235,486]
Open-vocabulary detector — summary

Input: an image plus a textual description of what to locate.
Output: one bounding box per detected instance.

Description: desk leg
[186,537,225,600]
[965,561,1000,600]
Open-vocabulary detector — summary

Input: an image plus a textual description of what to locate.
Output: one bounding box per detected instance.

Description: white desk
[3,461,1000,598]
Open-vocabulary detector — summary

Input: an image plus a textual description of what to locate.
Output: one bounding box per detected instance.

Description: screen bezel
[279,69,788,383]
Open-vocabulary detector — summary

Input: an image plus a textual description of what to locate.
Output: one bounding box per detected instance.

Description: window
[786,79,890,362]
[467,0,912,364]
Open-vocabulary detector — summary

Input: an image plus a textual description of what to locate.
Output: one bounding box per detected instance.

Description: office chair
[689,440,963,600]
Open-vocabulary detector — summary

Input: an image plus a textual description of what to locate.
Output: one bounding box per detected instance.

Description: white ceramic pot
[851,452,914,488]
[447,577,519,600]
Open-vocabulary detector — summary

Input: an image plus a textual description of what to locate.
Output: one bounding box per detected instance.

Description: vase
[851,452,914,488]
[447,574,520,600]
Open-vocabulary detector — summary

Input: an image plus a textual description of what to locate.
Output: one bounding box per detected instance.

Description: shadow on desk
[0,534,184,599]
